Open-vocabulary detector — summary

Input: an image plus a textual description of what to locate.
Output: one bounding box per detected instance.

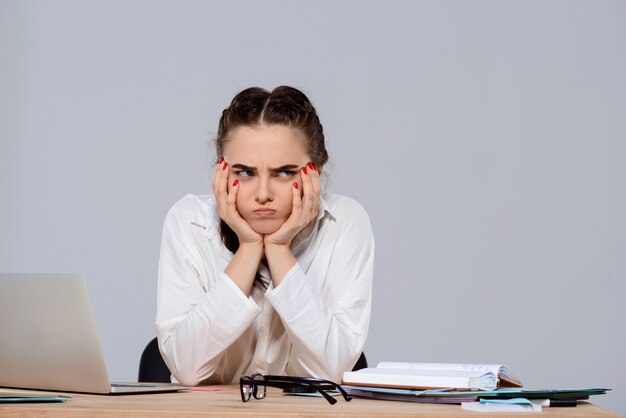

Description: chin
[249,220,283,235]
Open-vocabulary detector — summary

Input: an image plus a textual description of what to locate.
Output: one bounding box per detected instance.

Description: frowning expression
[223,124,309,234]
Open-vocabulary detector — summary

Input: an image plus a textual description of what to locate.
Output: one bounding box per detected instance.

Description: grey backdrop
[1,0,625,415]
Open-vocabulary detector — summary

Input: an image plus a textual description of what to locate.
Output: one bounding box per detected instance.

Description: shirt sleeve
[156,198,261,386]
[265,201,374,383]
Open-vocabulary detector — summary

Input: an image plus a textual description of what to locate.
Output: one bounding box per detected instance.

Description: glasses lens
[240,376,255,402]
[240,384,254,402]
[251,374,266,400]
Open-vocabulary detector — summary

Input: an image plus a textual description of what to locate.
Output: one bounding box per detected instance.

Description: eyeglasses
[239,374,352,405]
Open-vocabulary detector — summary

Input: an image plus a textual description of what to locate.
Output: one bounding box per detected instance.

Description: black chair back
[138,337,171,383]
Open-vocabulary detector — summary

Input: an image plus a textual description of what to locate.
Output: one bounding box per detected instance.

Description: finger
[291,180,302,217]
[226,178,239,209]
[307,162,322,196]
[216,161,230,199]
[303,163,320,219]
[300,166,315,214]
[213,161,231,221]
[211,157,225,191]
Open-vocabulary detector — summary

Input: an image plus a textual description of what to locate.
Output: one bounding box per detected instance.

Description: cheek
[233,183,252,209]
[277,183,295,212]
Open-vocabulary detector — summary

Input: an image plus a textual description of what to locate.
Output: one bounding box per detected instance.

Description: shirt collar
[318,193,334,222]
[289,194,334,272]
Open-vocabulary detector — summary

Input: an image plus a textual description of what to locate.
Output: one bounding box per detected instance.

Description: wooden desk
[0,386,621,418]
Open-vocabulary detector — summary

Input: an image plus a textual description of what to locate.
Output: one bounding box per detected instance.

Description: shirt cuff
[220,271,262,311]
[265,262,301,298]
[265,263,316,321]
[196,272,261,329]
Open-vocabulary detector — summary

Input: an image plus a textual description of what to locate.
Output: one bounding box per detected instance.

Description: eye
[275,170,296,178]
[235,169,254,178]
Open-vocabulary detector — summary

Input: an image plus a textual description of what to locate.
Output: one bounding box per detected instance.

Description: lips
[253,209,276,217]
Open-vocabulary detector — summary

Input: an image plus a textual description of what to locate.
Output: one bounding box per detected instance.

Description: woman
[156,86,374,386]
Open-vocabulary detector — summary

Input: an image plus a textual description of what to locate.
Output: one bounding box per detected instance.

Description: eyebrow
[231,164,254,171]
[231,164,300,172]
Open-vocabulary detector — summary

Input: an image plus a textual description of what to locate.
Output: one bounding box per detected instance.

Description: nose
[254,176,273,204]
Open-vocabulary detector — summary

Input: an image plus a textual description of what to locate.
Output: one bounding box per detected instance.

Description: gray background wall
[1,0,625,414]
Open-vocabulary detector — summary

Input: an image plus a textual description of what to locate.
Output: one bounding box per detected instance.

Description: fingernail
[293,182,299,189]
[232,179,239,187]
[223,162,228,170]
[302,167,308,175]
[307,162,316,171]
[218,156,224,164]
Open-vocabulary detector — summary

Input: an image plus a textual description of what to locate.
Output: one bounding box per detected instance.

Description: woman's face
[223,124,310,235]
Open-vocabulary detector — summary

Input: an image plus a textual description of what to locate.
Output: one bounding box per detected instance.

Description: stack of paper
[0,388,70,403]
[339,385,611,405]
[342,386,476,404]
[341,361,610,406]
[342,362,522,391]
[462,398,542,413]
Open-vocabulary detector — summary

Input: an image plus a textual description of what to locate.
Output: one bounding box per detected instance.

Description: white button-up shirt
[156,193,374,386]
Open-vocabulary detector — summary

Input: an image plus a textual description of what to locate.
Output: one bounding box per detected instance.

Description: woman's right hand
[211,159,263,246]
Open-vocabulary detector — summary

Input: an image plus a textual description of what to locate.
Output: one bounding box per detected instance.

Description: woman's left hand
[264,162,321,248]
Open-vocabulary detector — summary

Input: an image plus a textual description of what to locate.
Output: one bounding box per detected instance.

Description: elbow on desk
[161,352,213,387]
[168,363,212,387]
[175,373,203,388]
[158,337,216,386]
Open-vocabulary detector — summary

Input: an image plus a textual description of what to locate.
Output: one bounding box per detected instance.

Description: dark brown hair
[215,86,329,284]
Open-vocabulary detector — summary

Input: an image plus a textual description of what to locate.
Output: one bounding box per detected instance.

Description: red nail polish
[218,156,224,164]
[302,167,307,175]
[223,162,228,170]
[293,182,299,189]
[307,162,316,171]
[232,179,239,187]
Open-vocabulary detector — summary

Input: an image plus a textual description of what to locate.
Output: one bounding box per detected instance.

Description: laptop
[0,273,185,394]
